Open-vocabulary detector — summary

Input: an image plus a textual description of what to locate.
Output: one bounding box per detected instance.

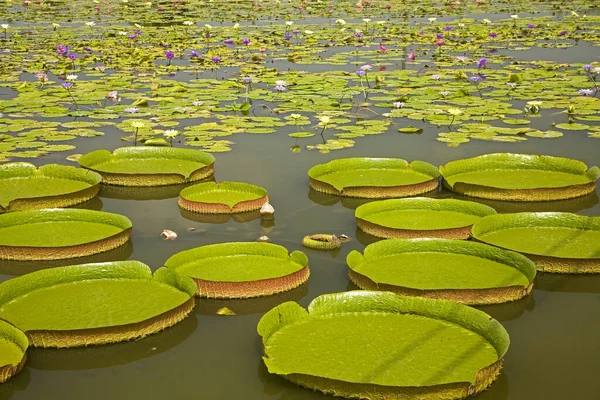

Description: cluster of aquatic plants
[0,3,599,160]
[0,0,599,397]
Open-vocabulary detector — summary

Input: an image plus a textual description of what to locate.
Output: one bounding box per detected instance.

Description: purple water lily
[477,57,487,68]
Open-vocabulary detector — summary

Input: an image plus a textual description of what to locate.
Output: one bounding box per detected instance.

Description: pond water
[1,1,600,399]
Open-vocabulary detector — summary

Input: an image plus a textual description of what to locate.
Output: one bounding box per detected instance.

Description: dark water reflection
[0,241,134,277]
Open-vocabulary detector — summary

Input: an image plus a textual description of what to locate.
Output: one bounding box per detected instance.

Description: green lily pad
[347,239,535,304]
[0,163,101,213]
[165,242,309,298]
[288,132,315,138]
[472,213,600,273]
[0,319,28,383]
[441,153,600,201]
[258,291,508,398]
[554,123,591,131]
[502,119,531,125]
[179,181,268,213]
[78,147,215,186]
[308,158,440,198]
[0,261,196,347]
[355,198,496,239]
[397,126,424,134]
[0,209,132,260]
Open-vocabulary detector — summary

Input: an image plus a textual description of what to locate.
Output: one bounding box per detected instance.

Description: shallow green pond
[1,0,600,399]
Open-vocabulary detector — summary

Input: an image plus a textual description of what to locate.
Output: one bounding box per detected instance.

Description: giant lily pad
[347,239,536,304]
[0,319,28,383]
[441,153,600,201]
[165,242,309,298]
[355,198,496,239]
[178,181,268,214]
[0,209,132,261]
[0,261,197,348]
[308,158,440,199]
[258,291,509,399]
[78,147,215,187]
[0,163,101,213]
[472,213,600,274]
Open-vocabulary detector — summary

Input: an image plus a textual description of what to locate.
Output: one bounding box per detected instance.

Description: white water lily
[204,24,212,29]
[183,21,194,26]
[52,23,60,29]
[447,108,463,116]
[362,18,371,23]
[85,21,96,27]
[428,18,437,22]
[66,74,78,81]
[482,19,492,24]
[275,80,287,87]
[285,21,294,26]
[233,23,240,29]
[290,113,302,120]
[527,101,543,106]
[304,30,313,35]
[1,24,9,30]
[164,129,179,138]
[318,115,331,126]
[118,31,128,36]
[335,19,346,25]
[130,120,145,128]
[510,14,519,19]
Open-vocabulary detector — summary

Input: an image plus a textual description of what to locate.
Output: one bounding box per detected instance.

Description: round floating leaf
[288,132,315,138]
[502,119,531,125]
[0,261,196,348]
[0,209,132,260]
[554,123,590,131]
[258,291,509,399]
[472,213,600,273]
[0,319,28,383]
[0,163,101,213]
[165,242,309,298]
[179,181,268,214]
[355,198,496,239]
[347,239,535,304]
[398,126,424,134]
[308,158,440,199]
[440,153,600,201]
[78,147,215,187]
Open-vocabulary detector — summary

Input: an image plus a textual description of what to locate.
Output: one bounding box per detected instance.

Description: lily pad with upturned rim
[440,153,600,201]
[0,261,197,348]
[347,239,536,304]
[0,163,101,213]
[0,319,28,383]
[308,157,440,199]
[178,181,268,214]
[258,291,509,399]
[0,209,132,261]
[78,147,215,187]
[471,212,600,274]
[355,198,496,239]
[164,242,309,299]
